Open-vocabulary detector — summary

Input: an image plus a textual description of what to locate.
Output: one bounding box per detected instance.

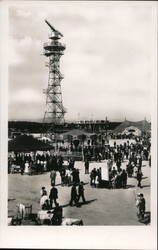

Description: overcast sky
[8,1,155,122]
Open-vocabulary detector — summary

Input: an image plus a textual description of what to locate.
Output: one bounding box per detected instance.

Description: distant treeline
[8,120,122,134]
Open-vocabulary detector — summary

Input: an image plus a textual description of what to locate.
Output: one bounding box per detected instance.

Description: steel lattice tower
[43,20,66,134]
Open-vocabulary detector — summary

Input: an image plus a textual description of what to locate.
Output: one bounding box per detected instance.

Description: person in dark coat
[69,157,75,169]
[71,169,76,183]
[51,203,63,225]
[116,159,121,172]
[136,193,146,221]
[76,169,80,184]
[96,168,102,188]
[49,185,58,208]
[71,168,80,185]
[58,155,63,170]
[116,170,122,188]
[121,169,128,188]
[20,161,25,175]
[139,193,146,220]
[90,168,97,187]
[126,163,133,177]
[69,183,78,206]
[60,167,66,186]
[149,154,151,167]
[137,169,143,188]
[137,156,142,171]
[84,160,89,174]
[77,182,86,203]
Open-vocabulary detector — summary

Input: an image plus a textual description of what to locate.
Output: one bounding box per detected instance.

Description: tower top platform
[43,41,65,56]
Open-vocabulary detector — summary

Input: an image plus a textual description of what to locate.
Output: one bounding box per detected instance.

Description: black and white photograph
[0,0,157,249]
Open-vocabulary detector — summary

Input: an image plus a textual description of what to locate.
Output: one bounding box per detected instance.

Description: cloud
[8,3,155,121]
[9,88,43,104]
[9,36,41,67]
[8,38,24,65]
[16,9,31,18]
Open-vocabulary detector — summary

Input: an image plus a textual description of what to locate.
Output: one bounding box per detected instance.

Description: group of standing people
[8,152,51,174]
[50,166,80,187]
[40,180,86,212]
[90,168,102,187]
[109,167,128,189]
[69,182,86,206]
[40,185,58,210]
[40,186,63,225]
[59,167,80,186]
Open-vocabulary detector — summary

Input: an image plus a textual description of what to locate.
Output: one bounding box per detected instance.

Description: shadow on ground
[77,199,97,207]
[62,199,97,208]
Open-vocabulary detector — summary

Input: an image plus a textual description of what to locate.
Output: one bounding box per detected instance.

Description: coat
[137,172,143,181]
[71,186,77,198]
[78,184,84,195]
[49,187,58,199]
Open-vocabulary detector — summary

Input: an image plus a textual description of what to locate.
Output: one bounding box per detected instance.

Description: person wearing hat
[40,187,47,196]
[77,181,86,203]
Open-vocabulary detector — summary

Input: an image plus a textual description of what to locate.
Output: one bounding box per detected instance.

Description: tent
[121,126,141,136]
[113,120,151,135]
[8,135,53,152]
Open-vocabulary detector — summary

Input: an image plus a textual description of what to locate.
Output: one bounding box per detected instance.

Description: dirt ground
[8,149,150,226]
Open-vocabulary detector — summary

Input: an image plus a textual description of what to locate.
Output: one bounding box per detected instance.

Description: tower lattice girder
[43,20,66,132]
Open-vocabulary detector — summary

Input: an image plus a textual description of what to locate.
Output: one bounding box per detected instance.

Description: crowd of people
[84,137,150,190]
[8,152,50,174]
[8,152,75,175]
[8,136,150,193]
[83,137,150,163]
[9,134,150,225]
[8,135,150,176]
